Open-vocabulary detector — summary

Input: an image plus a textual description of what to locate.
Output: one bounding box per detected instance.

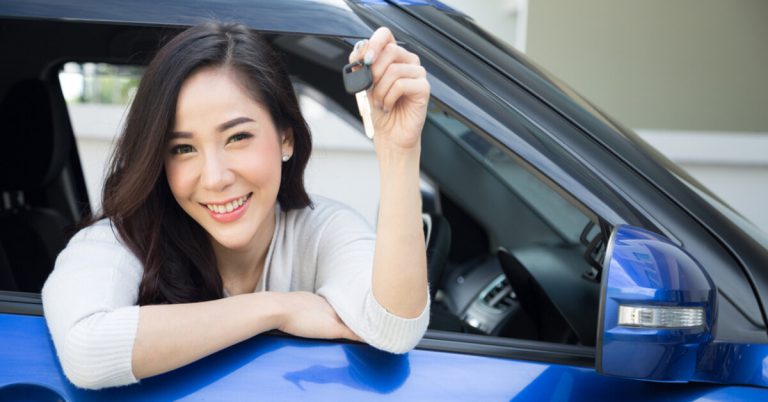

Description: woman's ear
[281,127,294,157]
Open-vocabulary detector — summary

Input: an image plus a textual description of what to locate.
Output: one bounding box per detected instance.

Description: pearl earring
[282,154,291,162]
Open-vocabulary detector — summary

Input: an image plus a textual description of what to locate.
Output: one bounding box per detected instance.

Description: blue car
[2,0,768,400]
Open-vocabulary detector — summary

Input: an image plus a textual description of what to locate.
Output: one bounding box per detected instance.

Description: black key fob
[342,60,373,94]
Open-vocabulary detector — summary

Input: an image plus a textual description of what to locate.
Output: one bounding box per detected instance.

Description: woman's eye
[170,144,195,155]
[227,132,253,144]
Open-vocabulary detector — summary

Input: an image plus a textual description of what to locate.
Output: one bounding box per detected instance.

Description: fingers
[371,63,427,110]
[369,42,419,86]
[349,39,368,63]
[348,27,427,110]
[381,78,430,113]
[348,27,428,119]
[349,27,417,75]
[350,26,395,64]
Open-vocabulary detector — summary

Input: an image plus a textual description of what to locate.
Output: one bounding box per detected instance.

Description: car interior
[0,19,609,348]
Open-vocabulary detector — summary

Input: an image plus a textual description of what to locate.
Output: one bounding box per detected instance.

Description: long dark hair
[101,22,312,305]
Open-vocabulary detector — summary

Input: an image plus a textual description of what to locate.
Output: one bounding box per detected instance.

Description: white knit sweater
[42,196,430,389]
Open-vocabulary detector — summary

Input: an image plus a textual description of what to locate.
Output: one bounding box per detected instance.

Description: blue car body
[2,313,768,401]
[1,0,767,400]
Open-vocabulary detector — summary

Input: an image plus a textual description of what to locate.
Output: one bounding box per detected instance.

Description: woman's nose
[201,151,236,192]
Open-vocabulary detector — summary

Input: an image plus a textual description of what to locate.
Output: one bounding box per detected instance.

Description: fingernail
[353,40,364,54]
[363,50,374,65]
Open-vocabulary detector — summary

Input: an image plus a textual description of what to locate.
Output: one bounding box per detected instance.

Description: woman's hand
[276,291,360,341]
[350,27,430,153]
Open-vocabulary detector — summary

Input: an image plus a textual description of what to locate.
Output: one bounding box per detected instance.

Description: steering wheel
[497,248,577,343]
[423,213,451,299]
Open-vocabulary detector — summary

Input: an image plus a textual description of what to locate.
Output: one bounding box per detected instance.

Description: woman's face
[165,66,293,251]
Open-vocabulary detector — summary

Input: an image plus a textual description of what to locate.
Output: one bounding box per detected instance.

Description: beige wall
[525,0,768,132]
[442,0,525,50]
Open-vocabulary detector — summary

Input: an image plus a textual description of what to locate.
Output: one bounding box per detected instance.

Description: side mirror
[597,225,716,381]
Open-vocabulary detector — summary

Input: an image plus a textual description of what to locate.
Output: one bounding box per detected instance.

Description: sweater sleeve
[41,220,142,389]
[313,202,430,354]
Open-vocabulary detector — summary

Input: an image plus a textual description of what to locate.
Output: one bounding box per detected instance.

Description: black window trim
[0,291,42,316]
[419,330,594,367]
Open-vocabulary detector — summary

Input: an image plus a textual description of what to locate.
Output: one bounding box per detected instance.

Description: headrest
[0,79,71,190]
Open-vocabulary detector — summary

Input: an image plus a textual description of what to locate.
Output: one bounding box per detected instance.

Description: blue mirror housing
[597,225,716,381]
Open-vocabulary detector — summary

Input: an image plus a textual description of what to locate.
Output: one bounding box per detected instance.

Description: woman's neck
[212,207,277,296]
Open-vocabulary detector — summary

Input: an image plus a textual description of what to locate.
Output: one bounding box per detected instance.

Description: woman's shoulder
[45,218,143,303]
[69,218,124,246]
[64,218,138,255]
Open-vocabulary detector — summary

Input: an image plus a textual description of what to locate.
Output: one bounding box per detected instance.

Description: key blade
[355,91,375,139]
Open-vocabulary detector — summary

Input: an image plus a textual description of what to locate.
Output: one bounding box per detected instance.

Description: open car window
[7,29,607,351]
[422,102,607,347]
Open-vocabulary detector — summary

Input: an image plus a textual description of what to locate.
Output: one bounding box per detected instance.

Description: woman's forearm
[131,290,357,380]
[131,292,282,380]
[371,145,429,318]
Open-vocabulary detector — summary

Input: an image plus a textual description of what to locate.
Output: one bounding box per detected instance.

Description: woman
[42,22,430,390]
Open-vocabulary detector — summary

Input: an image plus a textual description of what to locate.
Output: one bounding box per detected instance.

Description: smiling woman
[41,21,430,390]
[165,67,291,290]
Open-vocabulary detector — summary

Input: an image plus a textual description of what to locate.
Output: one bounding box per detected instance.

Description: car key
[343,60,375,139]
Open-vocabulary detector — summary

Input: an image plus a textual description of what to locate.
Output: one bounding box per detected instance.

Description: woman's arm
[353,27,431,318]
[132,291,355,380]
[44,223,354,389]
[131,293,280,380]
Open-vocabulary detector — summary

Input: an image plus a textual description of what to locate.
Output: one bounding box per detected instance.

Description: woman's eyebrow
[218,116,255,132]
[169,131,192,139]
[170,117,255,139]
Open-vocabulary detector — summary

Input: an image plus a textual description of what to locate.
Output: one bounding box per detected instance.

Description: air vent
[482,277,516,311]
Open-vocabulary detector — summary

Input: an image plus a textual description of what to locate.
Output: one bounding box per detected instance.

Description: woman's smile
[201,192,253,223]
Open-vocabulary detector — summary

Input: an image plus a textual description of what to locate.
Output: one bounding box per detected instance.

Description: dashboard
[437,246,601,346]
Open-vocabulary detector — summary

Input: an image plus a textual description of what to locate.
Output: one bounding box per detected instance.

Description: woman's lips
[202,193,252,223]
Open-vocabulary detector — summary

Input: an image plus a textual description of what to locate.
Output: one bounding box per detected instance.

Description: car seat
[0,79,71,292]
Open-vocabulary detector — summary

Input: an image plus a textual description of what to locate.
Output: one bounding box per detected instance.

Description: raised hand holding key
[345,28,430,153]
[343,27,431,320]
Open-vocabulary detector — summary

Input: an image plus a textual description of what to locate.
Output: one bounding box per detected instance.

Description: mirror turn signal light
[618,305,705,328]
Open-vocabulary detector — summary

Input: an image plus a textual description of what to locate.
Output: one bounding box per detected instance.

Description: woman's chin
[209,233,256,251]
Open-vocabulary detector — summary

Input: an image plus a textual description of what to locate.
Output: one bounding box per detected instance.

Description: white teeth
[205,194,249,213]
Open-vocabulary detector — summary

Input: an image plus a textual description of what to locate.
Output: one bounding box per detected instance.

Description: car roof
[0,0,374,38]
